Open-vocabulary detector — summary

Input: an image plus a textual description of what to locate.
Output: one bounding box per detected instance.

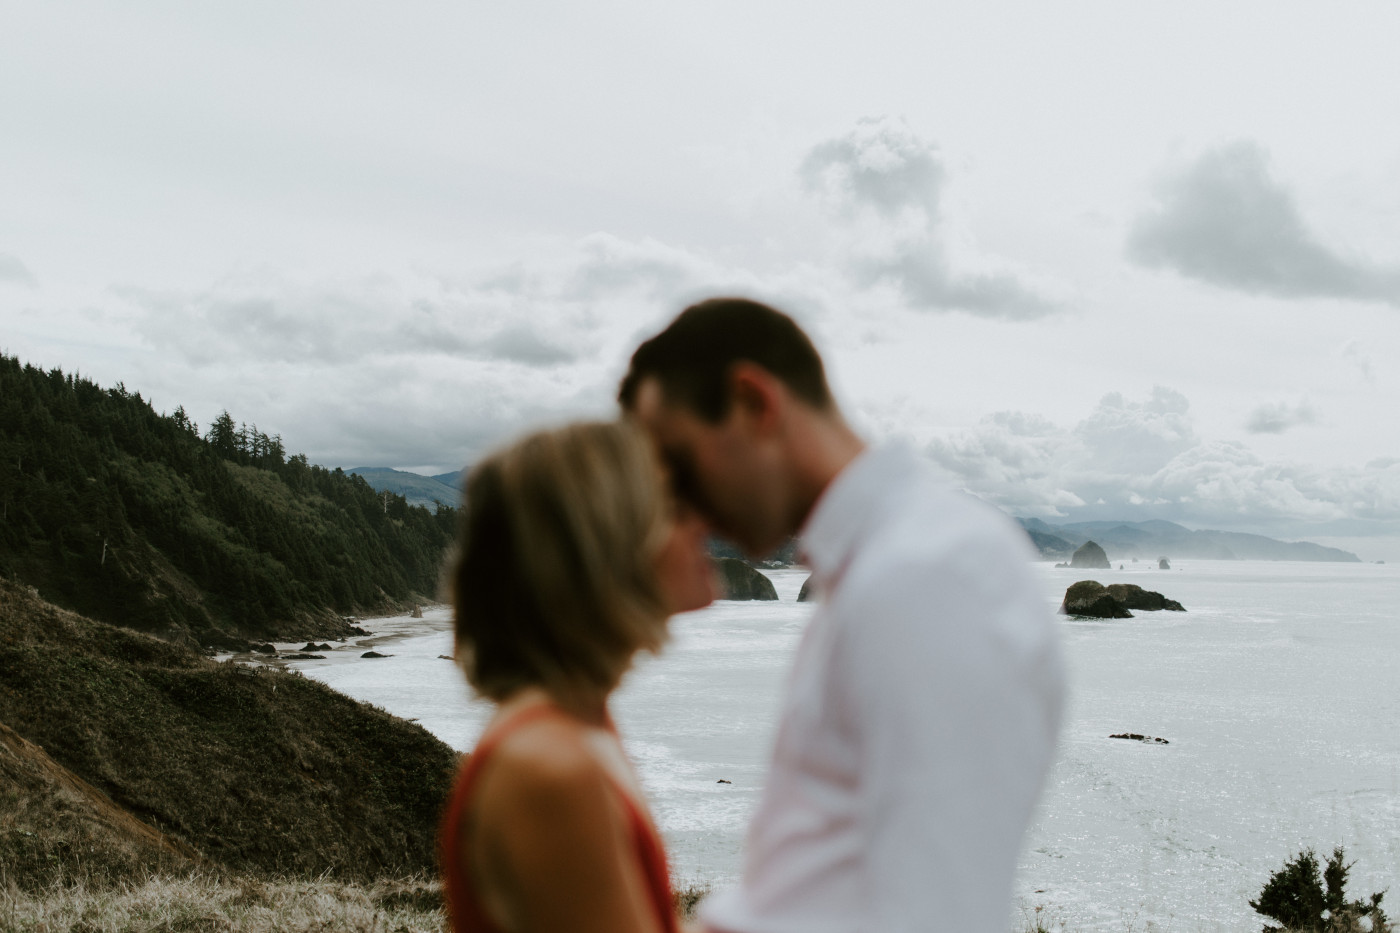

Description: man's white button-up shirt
[702,444,1065,933]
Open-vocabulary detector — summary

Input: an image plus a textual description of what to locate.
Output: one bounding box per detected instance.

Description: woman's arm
[470,724,667,933]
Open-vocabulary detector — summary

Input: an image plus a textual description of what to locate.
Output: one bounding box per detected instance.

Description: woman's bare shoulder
[476,715,614,811]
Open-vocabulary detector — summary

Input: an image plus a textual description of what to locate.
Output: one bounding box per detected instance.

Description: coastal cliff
[0,355,456,648]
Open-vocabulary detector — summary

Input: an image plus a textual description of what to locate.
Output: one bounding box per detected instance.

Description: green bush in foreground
[1251,847,1390,933]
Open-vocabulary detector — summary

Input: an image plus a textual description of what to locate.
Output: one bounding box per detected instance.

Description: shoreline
[215,605,454,669]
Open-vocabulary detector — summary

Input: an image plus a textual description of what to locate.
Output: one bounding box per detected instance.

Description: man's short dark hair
[618,297,833,422]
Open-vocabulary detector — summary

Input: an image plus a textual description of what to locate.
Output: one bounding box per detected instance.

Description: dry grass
[0,579,459,885]
[0,873,447,933]
[2,875,719,933]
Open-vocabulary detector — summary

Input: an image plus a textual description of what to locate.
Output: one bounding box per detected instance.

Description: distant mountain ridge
[337,465,1363,564]
[1018,517,1360,562]
[346,467,460,509]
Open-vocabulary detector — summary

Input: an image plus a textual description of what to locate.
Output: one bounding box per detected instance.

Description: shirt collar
[797,443,924,593]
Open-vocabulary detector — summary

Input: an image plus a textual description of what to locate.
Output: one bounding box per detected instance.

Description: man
[619,297,1065,933]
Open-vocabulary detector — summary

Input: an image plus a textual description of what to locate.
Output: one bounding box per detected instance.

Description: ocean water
[279,561,1400,932]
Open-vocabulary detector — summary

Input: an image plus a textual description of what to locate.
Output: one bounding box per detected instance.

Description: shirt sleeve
[834,541,1064,933]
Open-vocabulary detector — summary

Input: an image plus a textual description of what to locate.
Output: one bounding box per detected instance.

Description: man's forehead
[632,377,699,440]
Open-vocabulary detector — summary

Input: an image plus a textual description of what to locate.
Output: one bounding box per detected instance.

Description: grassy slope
[0,722,198,890]
[0,578,459,885]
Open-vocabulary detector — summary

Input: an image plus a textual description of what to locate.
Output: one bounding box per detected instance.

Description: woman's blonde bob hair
[450,420,672,703]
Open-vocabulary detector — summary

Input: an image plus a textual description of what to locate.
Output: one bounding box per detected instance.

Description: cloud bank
[1128,141,1400,305]
[926,388,1400,532]
[111,231,825,470]
[13,116,1067,476]
[801,117,1057,320]
[112,115,1068,471]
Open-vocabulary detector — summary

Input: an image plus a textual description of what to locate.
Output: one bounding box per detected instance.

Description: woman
[440,420,718,933]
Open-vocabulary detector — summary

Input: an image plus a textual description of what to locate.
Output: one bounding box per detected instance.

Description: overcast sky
[3,2,1399,557]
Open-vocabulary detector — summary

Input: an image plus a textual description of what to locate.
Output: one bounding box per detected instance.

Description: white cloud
[1245,398,1318,434]
[925,388,1400,532]
[1074,386,1196,476]
[801,118,945,221]
[800,117,1058,320]
[1128,141,1400,305]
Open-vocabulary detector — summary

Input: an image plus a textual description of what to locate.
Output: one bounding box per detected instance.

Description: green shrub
[1250,847,1390,933]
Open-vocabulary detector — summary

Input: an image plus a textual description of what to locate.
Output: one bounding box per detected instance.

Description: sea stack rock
[797,576,815,602]
[715,558,778,601]
[1070,540,1111,570]
[410,605,423,619]
[1059,580,1133,618]
[1106,583,1185,612]
[1159,557,1171,570]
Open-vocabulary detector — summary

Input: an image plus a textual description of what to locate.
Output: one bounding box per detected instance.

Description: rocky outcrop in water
[1106,583,1184,612]
[1059,580,1133,618]
[1060,580,1185,618]
[1159,557,1171,570]
[797,576,815,602]
[1070,540,1111,569]
[715,558,778,601]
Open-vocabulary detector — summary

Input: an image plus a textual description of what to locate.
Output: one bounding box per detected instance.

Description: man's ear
[727,362,784,435]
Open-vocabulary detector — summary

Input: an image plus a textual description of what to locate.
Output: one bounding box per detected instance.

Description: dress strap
[440,702,571,933]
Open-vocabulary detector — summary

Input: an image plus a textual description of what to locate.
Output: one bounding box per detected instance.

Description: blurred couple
[439,298,1065,933]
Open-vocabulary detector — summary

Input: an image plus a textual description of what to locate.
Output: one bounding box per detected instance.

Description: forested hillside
[0,355,456,646]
